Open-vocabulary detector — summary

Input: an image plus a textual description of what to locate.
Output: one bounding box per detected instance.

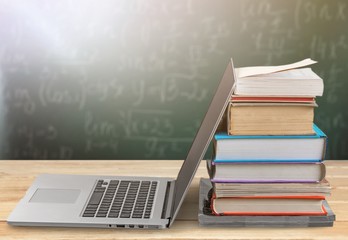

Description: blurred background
[0,0,347,160]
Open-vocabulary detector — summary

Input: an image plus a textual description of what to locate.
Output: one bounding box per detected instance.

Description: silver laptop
[7,59,236,229]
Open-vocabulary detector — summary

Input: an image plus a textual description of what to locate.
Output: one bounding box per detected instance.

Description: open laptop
[7,59,236,229]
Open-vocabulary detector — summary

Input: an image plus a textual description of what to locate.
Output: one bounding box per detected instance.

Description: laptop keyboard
[82,180,157,219]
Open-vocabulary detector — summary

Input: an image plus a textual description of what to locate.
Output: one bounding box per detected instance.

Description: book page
[236,58,317,78]
[247,68,321,79]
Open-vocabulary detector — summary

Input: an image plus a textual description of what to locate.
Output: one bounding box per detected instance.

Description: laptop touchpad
[29,189,81,203]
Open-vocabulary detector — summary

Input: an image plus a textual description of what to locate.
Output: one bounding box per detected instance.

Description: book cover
[227,102,317,135]
[207,161,326,183]
[213,124,327,163]
[210,194,328,216]
[213,179,331,198]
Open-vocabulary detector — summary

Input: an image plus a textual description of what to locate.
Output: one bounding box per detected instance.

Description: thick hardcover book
[207,161,326,183]
[213,180,331,198]
[211,194,327,216]
[227,102,316,135]
[198,179,335,227]
[234,59,324,97]
[213,124,327,163]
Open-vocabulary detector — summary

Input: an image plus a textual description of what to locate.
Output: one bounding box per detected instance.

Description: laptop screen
[170,59,236,226]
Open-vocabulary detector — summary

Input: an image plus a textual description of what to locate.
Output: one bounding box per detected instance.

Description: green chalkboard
[0,0,347,160]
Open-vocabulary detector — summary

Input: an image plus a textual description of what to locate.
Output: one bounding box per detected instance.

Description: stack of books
[202,59,335,226]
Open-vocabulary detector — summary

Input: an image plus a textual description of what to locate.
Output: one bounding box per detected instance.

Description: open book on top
[234,59,324,96]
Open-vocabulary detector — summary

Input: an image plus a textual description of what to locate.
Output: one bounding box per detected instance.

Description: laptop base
[7,174,173,229]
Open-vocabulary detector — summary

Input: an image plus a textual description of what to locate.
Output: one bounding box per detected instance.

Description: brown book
[227,102,317,135]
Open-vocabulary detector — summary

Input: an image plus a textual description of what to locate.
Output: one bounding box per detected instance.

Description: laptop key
[83,213,95,217]
[120,213,131,218]
[96,213,107,217]
[94,189,106,193]
[86,206,98,210]
[88,192,104,205]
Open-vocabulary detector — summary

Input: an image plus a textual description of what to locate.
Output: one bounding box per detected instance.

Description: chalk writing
[85,111,120,138]
[295,0,347,29]
[122,109,174,138]
[0,0,347,160]
[4,87,36,115]
[144,137,191,158]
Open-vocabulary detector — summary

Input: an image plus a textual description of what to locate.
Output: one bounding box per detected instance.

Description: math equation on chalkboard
[0,0,347,160]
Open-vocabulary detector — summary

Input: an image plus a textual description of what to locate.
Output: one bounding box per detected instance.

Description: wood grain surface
[0,160,347,240]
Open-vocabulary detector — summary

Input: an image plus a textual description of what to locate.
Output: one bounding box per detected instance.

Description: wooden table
[0,160,347,239]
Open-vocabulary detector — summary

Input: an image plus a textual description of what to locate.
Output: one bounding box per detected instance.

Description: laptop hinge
[162,180,176,221]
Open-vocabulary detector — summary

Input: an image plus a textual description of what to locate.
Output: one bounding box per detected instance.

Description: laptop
[7,59,236,229]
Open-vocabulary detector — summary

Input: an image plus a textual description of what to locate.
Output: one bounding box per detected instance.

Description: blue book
[213,124,327,163]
